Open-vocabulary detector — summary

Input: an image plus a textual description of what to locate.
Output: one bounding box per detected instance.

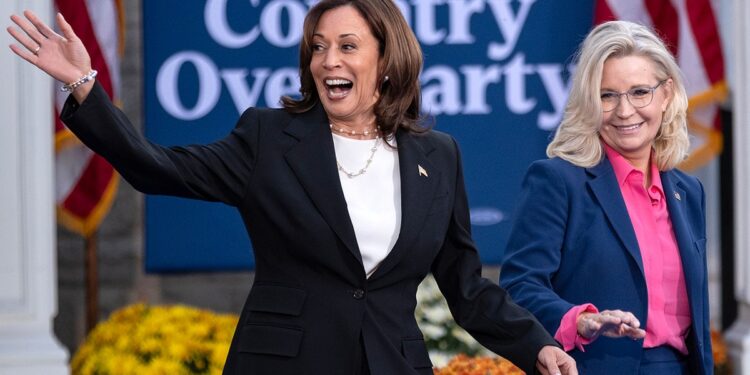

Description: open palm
[8,10,91,85]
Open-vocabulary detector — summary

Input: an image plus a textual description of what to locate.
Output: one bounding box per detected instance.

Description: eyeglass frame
[600,79,667,112]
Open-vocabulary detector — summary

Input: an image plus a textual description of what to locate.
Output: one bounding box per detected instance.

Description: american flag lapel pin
[418,164,428,177]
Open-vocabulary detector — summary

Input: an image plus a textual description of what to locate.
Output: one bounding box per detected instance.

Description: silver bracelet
[60,70,98,92]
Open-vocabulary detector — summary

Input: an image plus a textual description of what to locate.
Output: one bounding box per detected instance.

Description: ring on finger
[33,45,40,55]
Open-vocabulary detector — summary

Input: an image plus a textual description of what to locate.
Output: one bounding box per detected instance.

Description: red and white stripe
[54,0,122,236]
[595,0,727,170]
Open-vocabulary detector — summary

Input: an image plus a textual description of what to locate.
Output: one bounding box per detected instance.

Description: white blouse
[332,133,401,278]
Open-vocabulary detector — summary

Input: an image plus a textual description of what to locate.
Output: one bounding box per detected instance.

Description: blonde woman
[500,20,711,374]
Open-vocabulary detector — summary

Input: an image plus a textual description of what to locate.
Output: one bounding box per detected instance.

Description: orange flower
[435,329,731,375]
[433,354,525,375]
[711,329,728,366]
[711,328,732,375]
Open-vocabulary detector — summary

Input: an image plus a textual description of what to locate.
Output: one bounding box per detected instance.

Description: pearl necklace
[330,124,379,137]
[336,136,381,178]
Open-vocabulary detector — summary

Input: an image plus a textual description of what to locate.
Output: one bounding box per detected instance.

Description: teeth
[615,123,641,131]
[326,79,352,86]
[328,89,347,98]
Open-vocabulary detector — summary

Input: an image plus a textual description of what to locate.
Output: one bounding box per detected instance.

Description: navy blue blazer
[61,83,557,375]
[499,156,712,374]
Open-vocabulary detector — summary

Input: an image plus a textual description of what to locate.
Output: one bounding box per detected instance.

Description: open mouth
[612,122,643,132]
[325,78,353,99]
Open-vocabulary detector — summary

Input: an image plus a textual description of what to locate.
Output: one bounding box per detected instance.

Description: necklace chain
[336,137,381,178]
[330,123,379,137]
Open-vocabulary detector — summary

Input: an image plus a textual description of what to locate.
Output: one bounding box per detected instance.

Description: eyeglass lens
[601,81,664,112]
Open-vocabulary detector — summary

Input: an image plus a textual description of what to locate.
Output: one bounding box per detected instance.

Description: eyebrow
[600,83,654,91]
[312,32,361,40]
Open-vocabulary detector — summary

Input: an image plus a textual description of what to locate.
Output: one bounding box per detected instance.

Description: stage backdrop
[143,0,593,272]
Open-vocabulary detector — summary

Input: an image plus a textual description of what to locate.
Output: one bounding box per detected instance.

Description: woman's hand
[577,309,646,341]
[7,10,94,102]
[536,345,578,375]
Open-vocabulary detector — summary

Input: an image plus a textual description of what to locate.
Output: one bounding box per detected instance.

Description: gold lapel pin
[674,192,681,201]
[418,164,428,177]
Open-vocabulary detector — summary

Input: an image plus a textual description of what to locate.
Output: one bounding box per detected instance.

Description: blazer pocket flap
[238,324,303,357]
[401,339,433,369]
[246,284,307,316]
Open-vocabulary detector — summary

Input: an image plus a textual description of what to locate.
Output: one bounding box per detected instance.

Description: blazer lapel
[586,159,645,277]
[661,171,704,334]
[369,130,439,279]
[283,105,361,263]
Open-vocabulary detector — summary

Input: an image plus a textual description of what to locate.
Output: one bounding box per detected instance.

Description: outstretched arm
[8,10,94,102]
[8,9,257,206]
[430,135,577,374]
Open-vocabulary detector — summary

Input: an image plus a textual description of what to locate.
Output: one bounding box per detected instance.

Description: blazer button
[353,289,365,299]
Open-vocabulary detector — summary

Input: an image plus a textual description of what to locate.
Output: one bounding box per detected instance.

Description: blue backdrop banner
[143,0,594,272]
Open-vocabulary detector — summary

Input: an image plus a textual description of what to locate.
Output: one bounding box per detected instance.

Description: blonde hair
[546,20,689,170]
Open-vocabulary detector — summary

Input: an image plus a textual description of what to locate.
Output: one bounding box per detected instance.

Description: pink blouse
[554,144,691,354]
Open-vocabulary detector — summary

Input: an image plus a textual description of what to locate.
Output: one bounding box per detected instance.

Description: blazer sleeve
[499,160,576,335]
[430,136,558,374]
[59,82,259,206]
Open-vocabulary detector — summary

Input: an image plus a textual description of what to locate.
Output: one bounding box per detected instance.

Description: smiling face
[599,55,672,168]
[310,5,382,130]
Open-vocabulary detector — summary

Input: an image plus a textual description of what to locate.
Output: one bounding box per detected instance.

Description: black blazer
[61,83,557,375]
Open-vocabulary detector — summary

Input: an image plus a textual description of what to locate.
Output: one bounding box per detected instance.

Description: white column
[0,1,69,374]
[725,0,750,372]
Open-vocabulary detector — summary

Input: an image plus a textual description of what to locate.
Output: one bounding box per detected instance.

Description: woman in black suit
[8,1,576,374]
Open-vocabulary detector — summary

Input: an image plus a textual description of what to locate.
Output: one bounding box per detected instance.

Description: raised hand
[577,309,646,341]
[536,345,578,375]
[7,10,94,101]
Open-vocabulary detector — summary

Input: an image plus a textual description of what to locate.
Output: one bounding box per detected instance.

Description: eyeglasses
[600,80,666,112]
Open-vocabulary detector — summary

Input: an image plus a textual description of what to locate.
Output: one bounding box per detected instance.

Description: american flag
[54,0,122,236]
[595,0,727,171]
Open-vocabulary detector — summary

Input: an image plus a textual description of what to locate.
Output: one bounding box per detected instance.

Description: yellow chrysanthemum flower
[72,304,238,375]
